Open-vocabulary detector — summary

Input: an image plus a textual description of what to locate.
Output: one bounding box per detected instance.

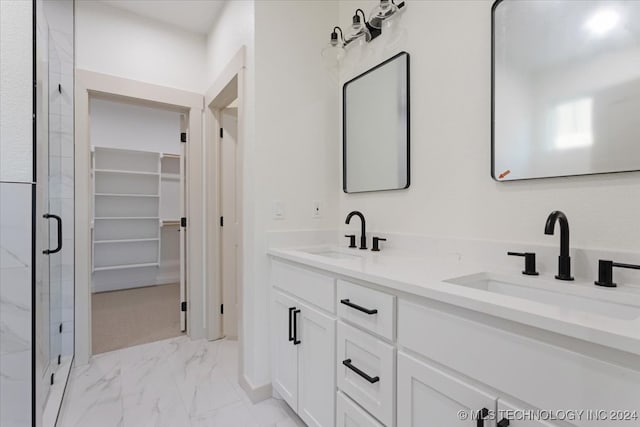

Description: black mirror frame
[342,51,411,193]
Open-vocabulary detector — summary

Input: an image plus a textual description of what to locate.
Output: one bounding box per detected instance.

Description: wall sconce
[322,0,406,63]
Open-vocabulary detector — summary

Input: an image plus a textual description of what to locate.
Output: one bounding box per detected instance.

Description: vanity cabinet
[397,352,497,427]
[271,262,336,427]
[269,257,640,427]
[497,400,560,427]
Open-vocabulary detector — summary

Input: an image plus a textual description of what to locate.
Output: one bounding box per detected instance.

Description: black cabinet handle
[293,309,301,345]
[288,307,295,342]
[43,214,62,255]
[340,299,378,315]
[477,408,489,427]
[497,419,510,427]
[342,359,379,383]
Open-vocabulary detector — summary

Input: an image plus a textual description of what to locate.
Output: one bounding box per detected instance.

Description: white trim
[240,375,273,404]
[204,46,250,397]
[74,69,205,365]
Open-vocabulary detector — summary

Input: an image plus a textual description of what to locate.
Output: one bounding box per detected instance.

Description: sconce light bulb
[369,0,400,29]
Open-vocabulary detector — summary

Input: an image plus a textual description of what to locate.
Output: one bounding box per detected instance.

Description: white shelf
[92,146,179,292]
[94,216,159,220]
[95,193,159,198]
[95,169,159,176]
[93,262,159,272]
[94,238,160,244]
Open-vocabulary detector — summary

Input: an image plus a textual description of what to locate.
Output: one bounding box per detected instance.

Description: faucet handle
[595,259,640,288]
[508,252,539,276]
[372,237,387,252]
[345,234,357,248]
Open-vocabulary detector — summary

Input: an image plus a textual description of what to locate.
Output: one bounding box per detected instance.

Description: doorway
[205,48,245,354]
[87,97,187,354]
[220,103,239,338]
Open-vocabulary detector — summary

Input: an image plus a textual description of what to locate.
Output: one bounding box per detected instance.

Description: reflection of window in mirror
[553,98,593,150]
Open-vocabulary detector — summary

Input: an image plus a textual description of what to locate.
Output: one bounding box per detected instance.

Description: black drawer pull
[340,299,378,315]
[293,309,301,345]
[497,419,510,427]
[288,307,295,342]
[342,359,379,383]
[477,408,489,427]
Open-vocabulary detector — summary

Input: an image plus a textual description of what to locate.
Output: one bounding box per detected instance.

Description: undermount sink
[445,272,640,321]
[302,248,362,260]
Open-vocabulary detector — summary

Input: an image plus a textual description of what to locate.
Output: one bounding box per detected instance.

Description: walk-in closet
[89,98,186,354]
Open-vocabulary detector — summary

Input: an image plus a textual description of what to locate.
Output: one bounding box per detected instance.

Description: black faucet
[544,210,574,281]
[345,211,367,250]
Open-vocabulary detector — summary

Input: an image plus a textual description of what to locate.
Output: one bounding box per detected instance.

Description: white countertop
[268,245,640,357]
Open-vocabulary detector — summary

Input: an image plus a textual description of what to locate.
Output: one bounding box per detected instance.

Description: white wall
[0,0,33,182]
[252,0,340,387]
[89,98,181,154]
[76,1,206,93]
[204,0,340,389]
[338,0,640,252]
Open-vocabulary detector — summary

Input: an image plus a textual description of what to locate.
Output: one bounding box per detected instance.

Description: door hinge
[181,217,187,227]
[220,216,224,227]
[219,128,223,138]
[220,304,224,314]
[180,132,187,143]
[59,323,62,333]
[181,301,187,312]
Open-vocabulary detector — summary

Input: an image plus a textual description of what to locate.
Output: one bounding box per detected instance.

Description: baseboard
[239,376,272,404]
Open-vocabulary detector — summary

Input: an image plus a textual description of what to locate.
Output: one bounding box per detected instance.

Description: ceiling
[99,0,227,35]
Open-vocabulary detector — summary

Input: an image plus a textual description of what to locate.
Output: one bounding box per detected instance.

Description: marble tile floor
[58,337,305,427]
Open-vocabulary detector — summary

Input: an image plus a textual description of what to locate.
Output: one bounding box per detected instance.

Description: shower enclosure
[0,0,74,425]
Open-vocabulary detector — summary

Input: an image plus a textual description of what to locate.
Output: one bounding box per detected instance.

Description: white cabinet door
[497,400,563,427]
[398,352,497,427]
[272,291,299,411]
[297,302,336,427]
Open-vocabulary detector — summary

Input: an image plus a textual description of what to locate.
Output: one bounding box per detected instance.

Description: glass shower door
[47,39,63,388]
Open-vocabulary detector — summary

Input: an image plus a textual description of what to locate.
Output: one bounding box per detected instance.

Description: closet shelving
[91,147,180,289]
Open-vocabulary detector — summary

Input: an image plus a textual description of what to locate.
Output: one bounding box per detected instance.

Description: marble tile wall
[0,182,33,427]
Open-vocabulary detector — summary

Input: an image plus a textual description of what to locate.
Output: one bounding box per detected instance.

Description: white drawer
[337,280,395,340]
[337,321,395,427]
[336,391,384,427]
[271,260,336,313]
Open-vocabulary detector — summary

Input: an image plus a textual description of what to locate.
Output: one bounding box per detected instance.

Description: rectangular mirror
[343,51,410,193]
[492,0,640,181]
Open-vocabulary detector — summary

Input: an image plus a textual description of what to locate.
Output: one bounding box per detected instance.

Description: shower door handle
[43,214,62,255]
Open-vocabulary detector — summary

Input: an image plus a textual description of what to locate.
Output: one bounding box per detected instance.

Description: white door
[272,291,299,411]
[498,400,562,427]
[398,351,497,427]
[220,108,238,338]
[179,134,187,332]
[297,302,336,427]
